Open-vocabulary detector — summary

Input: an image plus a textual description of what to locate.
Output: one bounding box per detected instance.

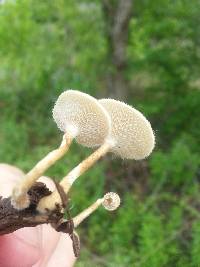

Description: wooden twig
[0,180,80,257]
[0,182,63,235]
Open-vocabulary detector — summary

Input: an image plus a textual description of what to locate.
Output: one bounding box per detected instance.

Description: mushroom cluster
[10,89,155,257]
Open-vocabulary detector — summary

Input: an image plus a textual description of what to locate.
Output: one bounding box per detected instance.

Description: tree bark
[102,0,133,100]
[0,182,62,235]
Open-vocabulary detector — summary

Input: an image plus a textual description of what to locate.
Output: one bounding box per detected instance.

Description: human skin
[0,164,76,267]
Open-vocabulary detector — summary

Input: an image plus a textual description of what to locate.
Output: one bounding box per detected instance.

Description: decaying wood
[0,182,63,235]
[0,181,80,257]
[54,180,81,257]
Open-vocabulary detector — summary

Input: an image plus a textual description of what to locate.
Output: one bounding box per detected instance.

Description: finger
[45,232,76,267]
[0,164,24,197]
[0,232,40,267]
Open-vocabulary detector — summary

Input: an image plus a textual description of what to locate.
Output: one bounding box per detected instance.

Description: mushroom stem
[73,192,120,227]
[11,133,73,210]
[73,198,104,228]
[37,142,112,213]
[61,142,111,187]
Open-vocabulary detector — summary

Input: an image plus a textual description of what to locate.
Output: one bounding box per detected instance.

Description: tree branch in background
[102,0,133,100]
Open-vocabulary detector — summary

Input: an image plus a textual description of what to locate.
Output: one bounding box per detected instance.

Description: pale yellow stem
[73,192,120,227]
[73,198,104,227]
[37,142,111,213]
[12,133,73,210]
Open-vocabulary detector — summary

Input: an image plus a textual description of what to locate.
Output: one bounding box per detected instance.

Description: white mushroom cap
[102,192,121,211]
[99,99,155,160]
[53,90,111,147]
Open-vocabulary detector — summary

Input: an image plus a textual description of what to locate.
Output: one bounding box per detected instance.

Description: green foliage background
[0,1,200,266]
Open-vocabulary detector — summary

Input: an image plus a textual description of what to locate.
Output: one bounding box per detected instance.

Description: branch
[0,182,63,235]
[102,0,133,99]
[112,0,133,67]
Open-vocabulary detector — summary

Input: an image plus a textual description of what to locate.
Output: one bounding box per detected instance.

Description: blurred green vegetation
[0,0,200,266]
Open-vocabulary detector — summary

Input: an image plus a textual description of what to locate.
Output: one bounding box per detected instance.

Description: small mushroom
[12,90,111,210]
[102,192,121,211]
[37,97,155,213]
[53,90,111,147]
[99,99,155,160]
[73,192,120,228]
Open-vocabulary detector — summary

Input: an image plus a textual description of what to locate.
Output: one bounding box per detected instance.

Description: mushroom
[11,90,111,210]
[37,98,155,212]
[73,192,121,228]
[2,92,155,260]
[53,90,111,148]
[99,99,155,160]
